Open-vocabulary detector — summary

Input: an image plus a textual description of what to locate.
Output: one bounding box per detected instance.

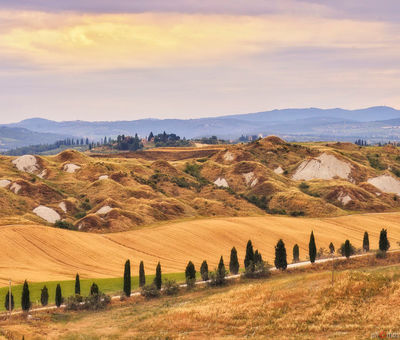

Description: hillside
[2,137,400,231]
[1,212,400,286]
[3,260,400,339]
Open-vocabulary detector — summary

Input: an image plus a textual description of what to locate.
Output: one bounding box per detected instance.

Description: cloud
[0,11,398,72]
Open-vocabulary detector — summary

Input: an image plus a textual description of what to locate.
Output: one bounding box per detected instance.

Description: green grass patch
[0,272,186,312]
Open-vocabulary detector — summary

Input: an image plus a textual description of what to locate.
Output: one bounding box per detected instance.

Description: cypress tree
[363,232,370,252]
[344,240,351,258]
[293,244,300,262]
[21,280,30,312]
[55,284,62,308]
[123,259,131,297]
[309,231,317,263]
[274,239,287,270]
[244,240,254,269]
[154,262,162,290]
[40,285,49,306]
[216,256,226,284]
[329,242,335,254]
[254,250,263,264]
[229,247,240,274]
[75,273,80,295]
[379,228,390,252]
[185,261,196,284]
[90,283,99,296]
[5,291,14,311]
[200,260,209,281]
[139,261,146,287]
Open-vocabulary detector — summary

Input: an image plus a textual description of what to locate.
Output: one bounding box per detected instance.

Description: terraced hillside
[1,213,400,286]
[1,137,400,231]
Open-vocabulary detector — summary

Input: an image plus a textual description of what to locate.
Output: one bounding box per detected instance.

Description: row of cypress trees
[6,228,392,311]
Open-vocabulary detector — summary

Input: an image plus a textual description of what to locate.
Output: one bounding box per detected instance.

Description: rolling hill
[3,106,400,149]
[1,212,400,286]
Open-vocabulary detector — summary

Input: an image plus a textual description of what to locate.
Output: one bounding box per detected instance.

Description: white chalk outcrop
[96,206,113,215]
[274,166,284,175]
[63,163,81,173]
[10,182,21,194]
[214,177,229,188]
[98,175,109,180]
[337,192,352,205]
[243,172,258,187]
[367,175,400,196]
[223,151,235,161]
[33,206,61,224]
[0,180,11,188]
[12,155,41,174]
[292,153,352,181]
[59,201,67,213]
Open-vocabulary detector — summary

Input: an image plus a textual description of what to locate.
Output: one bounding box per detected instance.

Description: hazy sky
[1,0,400,123]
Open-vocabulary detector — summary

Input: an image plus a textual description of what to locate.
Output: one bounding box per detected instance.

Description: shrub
[229,247,239,275]
[376,249,387,259]
[80,201,92,211]
[66,292,110,311]
[40,286,49,306]
[200,260,209,281]
[299,182,310,190]
[154,262,162,290]
[54,220,74,230]
[339,241,356,258]
[90,283,99,296]
[243,261,271,279]
[292,244,300,263]
[74,211,86,219]
[163,279,179,295]
[329,242,335,254]
[141,284,160,298]
[274,239,287,270]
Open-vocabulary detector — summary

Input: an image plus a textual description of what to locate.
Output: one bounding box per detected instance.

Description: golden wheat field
[1,212,400,287]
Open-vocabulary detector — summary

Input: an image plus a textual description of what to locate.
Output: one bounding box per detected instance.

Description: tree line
[4,228,391,313]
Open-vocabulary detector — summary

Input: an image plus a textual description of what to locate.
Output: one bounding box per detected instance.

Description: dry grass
[1,212,400,286]
[3,259,400,339]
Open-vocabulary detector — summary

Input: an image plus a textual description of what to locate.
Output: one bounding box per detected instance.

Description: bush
[74,211,86,219]
[243,261,271,279]
[54,220,74,230]
[90,283,99,296]
[163,279,179,295]
[376,249,387,259]
[329,242,335,254]
[339,241,356,258]
[141,284,160,298]
[65,292,111,311]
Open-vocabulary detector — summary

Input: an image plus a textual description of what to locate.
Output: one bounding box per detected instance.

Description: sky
[1,0,400,123]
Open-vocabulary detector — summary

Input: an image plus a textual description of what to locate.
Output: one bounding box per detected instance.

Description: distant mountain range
[2,106,400,150]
